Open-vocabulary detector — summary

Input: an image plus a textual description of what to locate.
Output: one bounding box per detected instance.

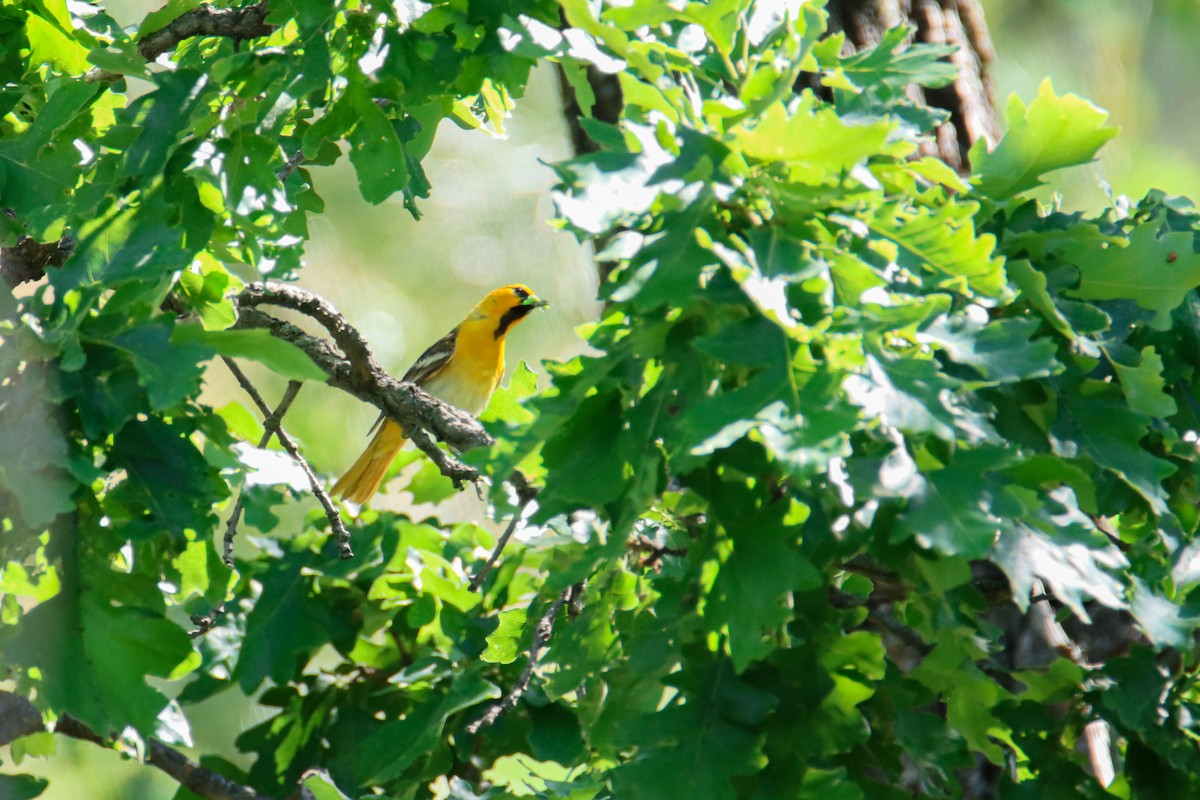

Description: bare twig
[221,375,304,566]
[469,472,538,592]
[1,234,76,288]
[223,358,353,560]
[627,534,687,570]
[276,149,305,182]
[466,589,570,734]
[0,692,276,800]
[406,426,480,488]
[189,603,227,638]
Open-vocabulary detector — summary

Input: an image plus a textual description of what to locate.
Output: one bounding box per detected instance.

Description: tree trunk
[827,0,1001,172]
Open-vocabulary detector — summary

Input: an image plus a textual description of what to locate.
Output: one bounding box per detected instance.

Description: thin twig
[466,589,570,734]
[276,149,304,182]
[223,358,353,559]
[221,372,304,566]
[627,534,687,570]
[406,426,480,488]
[469,473,538,592]
[189,603,226,638]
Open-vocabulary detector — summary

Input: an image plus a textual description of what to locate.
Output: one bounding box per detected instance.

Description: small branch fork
[466,587,574,734]
[0,691,280,800]
[222,358,353,561]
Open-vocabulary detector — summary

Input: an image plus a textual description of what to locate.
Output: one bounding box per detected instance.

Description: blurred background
[8,0,1200,796]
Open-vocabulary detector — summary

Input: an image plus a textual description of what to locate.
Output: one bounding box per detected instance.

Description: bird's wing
[364,327,459,435]
[403,326,458,385]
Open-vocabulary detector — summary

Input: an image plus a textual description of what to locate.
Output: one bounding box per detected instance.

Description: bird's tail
[331,419,407,505]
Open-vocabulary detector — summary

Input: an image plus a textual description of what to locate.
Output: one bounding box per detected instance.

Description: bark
[827,0,1001,172]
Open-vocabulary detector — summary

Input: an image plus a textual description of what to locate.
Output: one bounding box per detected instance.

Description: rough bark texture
[827,0,1001,172]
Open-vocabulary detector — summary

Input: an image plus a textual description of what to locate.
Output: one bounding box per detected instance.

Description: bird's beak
[522,295,550,308]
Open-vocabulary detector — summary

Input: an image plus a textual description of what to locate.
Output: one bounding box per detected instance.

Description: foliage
[3,1,1200,799]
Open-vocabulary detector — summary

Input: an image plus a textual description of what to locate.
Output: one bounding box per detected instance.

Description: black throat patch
[493,304,533,339]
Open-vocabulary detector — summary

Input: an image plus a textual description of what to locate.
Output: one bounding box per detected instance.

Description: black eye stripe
[512,286,529,299]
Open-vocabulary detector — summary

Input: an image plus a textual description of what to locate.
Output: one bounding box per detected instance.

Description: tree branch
[222,358,353,560]
[466,589,570,734]
[139,3,275,62]
[231,290,493,460]
[0,692,276,800]
[1,234,76,288]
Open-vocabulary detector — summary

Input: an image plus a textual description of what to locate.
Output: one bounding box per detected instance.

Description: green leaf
[1065,219,1200,323]
[611,702,765,800]
[1110,346,1177,419]
[0,369,75,528]
[1007,258,1076,340]
[971,79,1118,198]
[8,577,196,734]
[0,774,48,800]
[537,390,627,512]
[834,26,957,90]
[121,70,211,179]
[708,513,821,671]
[110,417,220,539]
[864,198,1007,297]
[1058,392,1176,515]
[797,768,864,800]
[0,79,98,220]
[735,94,908,182]
[894,447,1014,559]
[170,325,327,381]
[112,323,208,410]
[481,360,539,426]
[358,668,500,783]
[346,83,409,204]
[480,609,526,664]
[1129,578,1196,649]
[299,769,354,800]
[992,515,1127,620]
[920,316,1060,383]
[235,567,339,692]
[136,0,203,35]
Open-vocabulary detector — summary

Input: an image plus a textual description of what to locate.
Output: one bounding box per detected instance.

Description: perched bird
[331,284,549,505]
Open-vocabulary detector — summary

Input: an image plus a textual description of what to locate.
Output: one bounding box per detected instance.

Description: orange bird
[331,284,548,505]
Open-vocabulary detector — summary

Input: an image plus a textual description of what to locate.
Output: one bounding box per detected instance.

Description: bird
[331,284,549,505]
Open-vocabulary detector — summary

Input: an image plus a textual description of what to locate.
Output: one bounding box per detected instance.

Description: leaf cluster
[4,1,1200,799]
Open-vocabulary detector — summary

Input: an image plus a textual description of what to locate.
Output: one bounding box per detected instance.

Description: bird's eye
[512,286,529,299]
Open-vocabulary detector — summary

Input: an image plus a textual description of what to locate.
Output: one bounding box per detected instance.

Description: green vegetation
[3,1,1200,798]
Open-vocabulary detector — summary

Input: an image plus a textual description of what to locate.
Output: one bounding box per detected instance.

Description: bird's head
[473,284,549,339]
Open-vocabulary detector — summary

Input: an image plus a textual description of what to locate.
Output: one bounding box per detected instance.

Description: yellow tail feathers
[330,420,407,505]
